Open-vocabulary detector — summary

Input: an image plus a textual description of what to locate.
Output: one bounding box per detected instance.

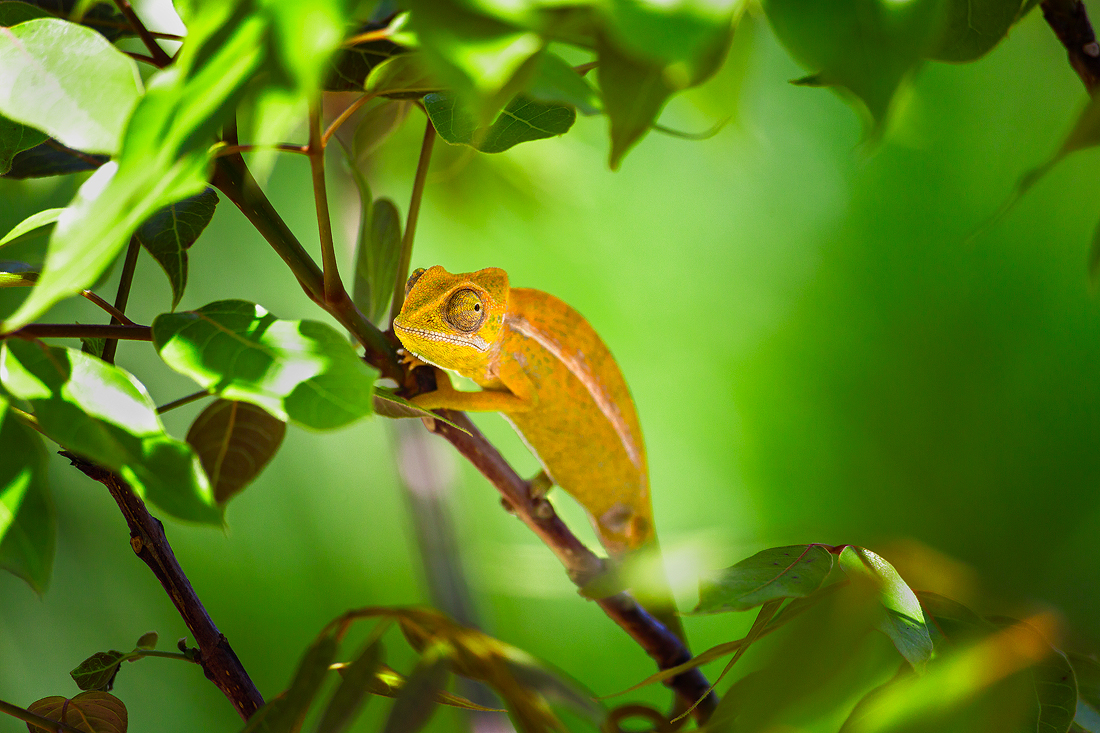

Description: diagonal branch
[1042,0,1100,93]
[111,0,172,67]
[61,453,264,721]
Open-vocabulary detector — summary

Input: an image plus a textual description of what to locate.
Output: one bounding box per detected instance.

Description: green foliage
[27,691,128,733]
[185,399,286,504]
[134,188,219,310]
[424,92,576,153]
[695,544,835,613]
[0,396,54,594]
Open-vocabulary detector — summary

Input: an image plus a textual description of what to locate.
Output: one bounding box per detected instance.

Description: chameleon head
[393,265,510,374]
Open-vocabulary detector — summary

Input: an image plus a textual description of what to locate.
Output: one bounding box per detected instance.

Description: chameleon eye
[405,268,427,300]
[445,288,486,333]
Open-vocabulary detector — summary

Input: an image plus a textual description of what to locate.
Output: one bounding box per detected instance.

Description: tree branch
[308,98,345,305]
[111,0,172,67]
[390,119,436,324]
[101,235,141,364]
[1042,0,1100,93]
[61,453,264,721]
[3,324,151,341]
[423,409,718,723]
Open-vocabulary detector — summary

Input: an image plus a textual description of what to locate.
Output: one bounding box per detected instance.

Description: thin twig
[81,290,137,325]
[1041,0,1100,93]
[156,390,212,414]
[61,453,264,721]
[212,143,309,158]
[4,324,152,341]
[101,236,141,364]
[82,19,183,39]
[0,698,86,733]
[45,138,103,167]
[343,28,396,47]
[110,0,171,66]
[390,119,436,323]
[322,93,376,148]
[309,98,345,305]
[125,51,161,67]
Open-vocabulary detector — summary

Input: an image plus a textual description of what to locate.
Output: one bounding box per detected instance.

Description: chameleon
[393,265,684,640]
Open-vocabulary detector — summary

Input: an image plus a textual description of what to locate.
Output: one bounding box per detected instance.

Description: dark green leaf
[927,0,1025,62]
[527,52,600,115]
[839,546,933,671]
[135,188,219,309]
[317,640,384,733]
[15,0,134,40]
[1070,654,1100,714]
[916,591,992,648]
[381,645,451,733]
[597,38,673,169]
[186,399,287,504]
[365,54,441,98]
[0,208,62,248]
[70,650,128,691]
[371,388,470,433]
[326,35,404,92]
[0,18,141,154]
[153,300,378,430]
[261,634,339,733]
[135,632,158,650]
[425,92,575,153]
[0,116,47,176]
[1033,648,1077,733]
[696,544,835,613]
[762,0,943,123]
[352,198,402,325]
[2,138,107,179]
[0,0,51,25]
[80,335,106,359]
[0,396,54,593]
[0,340,219,524]
[27,691,128,733]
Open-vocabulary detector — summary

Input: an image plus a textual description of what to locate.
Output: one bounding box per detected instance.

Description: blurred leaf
[596,38,673,169]
[135,187,219,310]
[502,648,606,725]
[0,18,141,154]
[351,196,403,325]
[927,0,1024,62]
[239,696,287,733]
[0,269,37,287]
[326,35,405,92]
[152,300,379,430]
[350,100,412,160]
[260,634,339,733]
[917,591,992,648]
[80,335,106,359]
[0,208,63,249]
[839,546,932,671]
[762,0,943,123]
[527,52,600,115]
[1032,648,1077,733]
[135,632,157,650]
[0,117,47,176]
[27,691,128,733]
[70,650,127,691]
[365,54,440,98]
[186,399,287,504]
[381,643,451,733]
[3,138,107,179]
[1090,216,1100,288]
[0,0,50,24]
[317,640,384,733]
[0,396,54,594]
[0,340,219,524]
[424,92,575,153]
[1070,654,1100,715]
[368,665,502,711]
[696,544,835,613]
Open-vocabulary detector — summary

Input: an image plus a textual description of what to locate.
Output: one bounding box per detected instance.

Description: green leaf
[70,650,128,691]
[317,640,384,733]
[0,208,62,249]
[527,52,600,115]
[372,388,471,433]
[352,198,402,325]
[0,18,142,155]
[502,649,607,725]
[0,0,51,25]
[424,92,575,153]
[2,138,107,179]
[27,691,128,733]
[186,399,287,504]
[1070,654,1100,713]
[1033,648,1077,733]
[762,0,943,123]
[135,631,158,650]
[0,267,37,288]
[0,396,55,593]
[135,187,219,309]
[839,546,933,671]
[261,634,339,733]
[325,33,404,92]
[927,0,1025,62]
[153,300,379,430]
[381,644,451,733]
[0,116,47,176]
[597,38,674,169]
[350,100,413,160]
[695,544,835,613]
[0,340,219,524]
[916,591,991,648]
[365,54,441,98]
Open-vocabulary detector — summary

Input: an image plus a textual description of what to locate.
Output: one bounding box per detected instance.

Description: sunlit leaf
[153,300,378,430]
[839,546,932,671]
[70,650,127,692]
[135,187,219,310]
[424,92,575,153]
[260,634,339,733]
[0,396,54,593]
[0,340,219,524]
[527,52,600,115]
[0,208,63,249]
[352,197,402,325]
[27,691,128,733]
[186,399,286,504]
[381,643,451,733]
[696,544,835,613]
[317,640,384,733]
[927,0,1025,62]
[0,18,141,154]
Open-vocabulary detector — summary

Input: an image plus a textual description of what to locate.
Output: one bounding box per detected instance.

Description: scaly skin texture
[394,266,684,641]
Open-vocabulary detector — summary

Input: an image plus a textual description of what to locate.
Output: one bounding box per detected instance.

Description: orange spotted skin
[393,266,651,555]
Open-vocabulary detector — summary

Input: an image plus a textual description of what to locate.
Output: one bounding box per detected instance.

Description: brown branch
[3,324,151,340]
[61,453,264,721]
[212,143,309,158]
[308,98,345,305]
[101,236,141,364]
[390,120,436,323]
[1042,0,1100,93]
[424,409,718,723]
[111,0,172,67]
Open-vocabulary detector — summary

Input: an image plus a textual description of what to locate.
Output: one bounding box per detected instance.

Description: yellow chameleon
[394,265,683,639]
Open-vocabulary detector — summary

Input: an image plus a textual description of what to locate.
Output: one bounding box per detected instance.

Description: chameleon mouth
[394,322,489,352]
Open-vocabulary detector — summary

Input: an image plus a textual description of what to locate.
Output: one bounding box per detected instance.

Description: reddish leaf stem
[308,98,346,305]
[390,119,436,323]
[101,235,141,364]
[1042,0,1100,93]
[110,0,171,66]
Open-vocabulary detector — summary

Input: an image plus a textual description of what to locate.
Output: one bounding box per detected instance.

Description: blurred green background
[3,5,1100,731]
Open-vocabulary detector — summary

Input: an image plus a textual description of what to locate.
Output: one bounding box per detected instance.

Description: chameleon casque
[393,265,683,639]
